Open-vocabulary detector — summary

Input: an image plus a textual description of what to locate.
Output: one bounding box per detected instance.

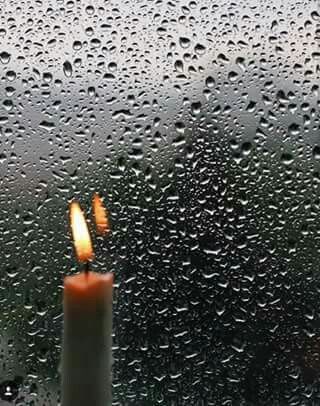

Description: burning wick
[69,201,94,265]
[84,261,90,276]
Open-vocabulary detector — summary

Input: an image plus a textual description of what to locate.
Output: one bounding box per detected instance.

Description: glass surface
[0,0,319,404]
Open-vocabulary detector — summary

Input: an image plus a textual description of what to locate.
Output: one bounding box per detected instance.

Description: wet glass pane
[0,0,319,404]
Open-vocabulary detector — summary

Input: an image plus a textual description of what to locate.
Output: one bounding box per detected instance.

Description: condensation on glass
[0,0,319,404]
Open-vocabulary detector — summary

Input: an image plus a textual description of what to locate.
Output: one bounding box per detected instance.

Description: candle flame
[70,201,94,263]
[93,193,110,235]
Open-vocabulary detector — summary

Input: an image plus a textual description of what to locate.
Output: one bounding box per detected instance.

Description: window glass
[0,0,319,404]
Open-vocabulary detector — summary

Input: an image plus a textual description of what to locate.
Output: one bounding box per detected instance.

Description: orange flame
[70,201,94,263]
[92,193,110,235]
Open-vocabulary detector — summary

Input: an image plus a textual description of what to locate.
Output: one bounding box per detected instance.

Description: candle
[62,201,113,406]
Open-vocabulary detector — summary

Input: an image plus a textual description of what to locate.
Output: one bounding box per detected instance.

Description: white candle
[62,201,113,406]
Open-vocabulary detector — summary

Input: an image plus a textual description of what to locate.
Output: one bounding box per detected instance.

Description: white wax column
[62,272,113,406]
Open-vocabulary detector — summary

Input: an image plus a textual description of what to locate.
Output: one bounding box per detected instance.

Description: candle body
[62,272,113,406]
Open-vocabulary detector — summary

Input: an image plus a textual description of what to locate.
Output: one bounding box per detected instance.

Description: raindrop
[39,121,55,131]
[281,152,294,166]
[174,60,184,72]
[108,62,117,72]
[288,123,300,136]
[43,72,53,83]
[85,5,95,15]
[73,41,82,50]
[205,76,215,88]
[88,86,96,97]
[0,378,21,402]
[90,38,101,48]
[241,142,252,156]
[313,146,320,160]
[63,60,73,77]
[6,70,16,81]
[217,53,229,64]
[175,122,185,133]
[228,71,239,82]
[191,101,201,115]
[194,43,206,55]
[179,37,191,48]
[0,51,11,64]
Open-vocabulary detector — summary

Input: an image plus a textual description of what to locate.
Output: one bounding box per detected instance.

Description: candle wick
[84,261,90,278]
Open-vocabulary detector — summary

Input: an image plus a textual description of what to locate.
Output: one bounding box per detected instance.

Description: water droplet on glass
[0,51,11,64]
[63,60,73,77]
[179,37,191,48]
[313,146,320,160]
